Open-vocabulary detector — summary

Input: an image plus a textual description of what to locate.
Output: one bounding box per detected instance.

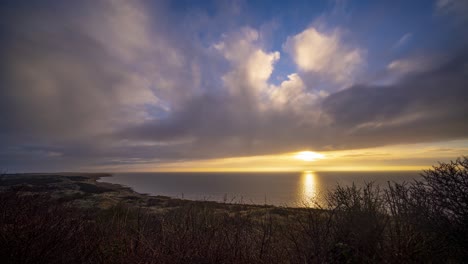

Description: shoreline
[0,172,285,211]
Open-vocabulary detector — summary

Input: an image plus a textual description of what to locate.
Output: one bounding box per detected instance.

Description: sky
[1,0,467,172]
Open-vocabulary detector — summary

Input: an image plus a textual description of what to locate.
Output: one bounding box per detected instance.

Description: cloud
[269,73,308,107]
[0,0,209,170]
[284,27,364,85]
[123,48,468,160]
[387,56,436,75]
[393,33,412,49]
[0,0,167,142]
[214,27,281,100]
[436,0,468,21]
[321,50,468,149]
[117,28,288,159]
[268,73,327,112]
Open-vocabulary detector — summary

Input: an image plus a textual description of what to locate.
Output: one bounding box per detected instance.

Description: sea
[98,171,422,207]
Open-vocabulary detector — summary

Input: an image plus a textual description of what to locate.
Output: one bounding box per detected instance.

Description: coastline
[0,172,283,212]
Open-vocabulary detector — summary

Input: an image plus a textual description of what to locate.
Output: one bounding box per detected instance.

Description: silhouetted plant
[0,191,100,264]
[407,157,468,260]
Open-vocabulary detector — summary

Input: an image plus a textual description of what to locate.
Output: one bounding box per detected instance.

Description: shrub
[407,157,468,260]
[0,191,100,264]
[76,182,113,194]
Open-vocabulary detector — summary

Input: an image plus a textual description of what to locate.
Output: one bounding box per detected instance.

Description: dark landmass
[0,158,467,263]
[0,172,283,213]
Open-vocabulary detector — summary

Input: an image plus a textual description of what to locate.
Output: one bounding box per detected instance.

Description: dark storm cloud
[0,0,210,170]
[1,1,136,142]
[321,50,468,149]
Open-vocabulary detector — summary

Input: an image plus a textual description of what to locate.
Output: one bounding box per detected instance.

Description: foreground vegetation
[1,158,467,263]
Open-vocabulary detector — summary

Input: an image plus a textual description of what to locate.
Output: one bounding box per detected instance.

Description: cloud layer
[0,0,467,171]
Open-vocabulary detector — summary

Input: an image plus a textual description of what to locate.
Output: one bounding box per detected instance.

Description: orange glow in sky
[294,151,325,161]
[85,139,468,172]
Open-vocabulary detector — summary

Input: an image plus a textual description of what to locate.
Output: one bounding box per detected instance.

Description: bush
[0,191,100,264]
[406,157,468,260]
[76,182,113,194]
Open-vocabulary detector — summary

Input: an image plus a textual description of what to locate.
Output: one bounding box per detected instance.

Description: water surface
[99,171,421,207]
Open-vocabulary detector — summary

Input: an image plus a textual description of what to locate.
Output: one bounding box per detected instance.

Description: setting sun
[294,151,324,162]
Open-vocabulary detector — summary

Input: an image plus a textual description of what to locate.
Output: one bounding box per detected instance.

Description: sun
[294,151,324,162]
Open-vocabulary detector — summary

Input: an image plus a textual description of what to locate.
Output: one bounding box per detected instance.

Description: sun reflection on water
[300,171,318,206]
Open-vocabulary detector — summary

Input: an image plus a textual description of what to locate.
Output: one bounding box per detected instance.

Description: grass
[75,182,114,194]
[65,176,89,181]
[0,176,63,186]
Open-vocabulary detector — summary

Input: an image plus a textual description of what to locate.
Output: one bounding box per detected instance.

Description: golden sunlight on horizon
[87,139,468,172]
[294,151,325,161]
